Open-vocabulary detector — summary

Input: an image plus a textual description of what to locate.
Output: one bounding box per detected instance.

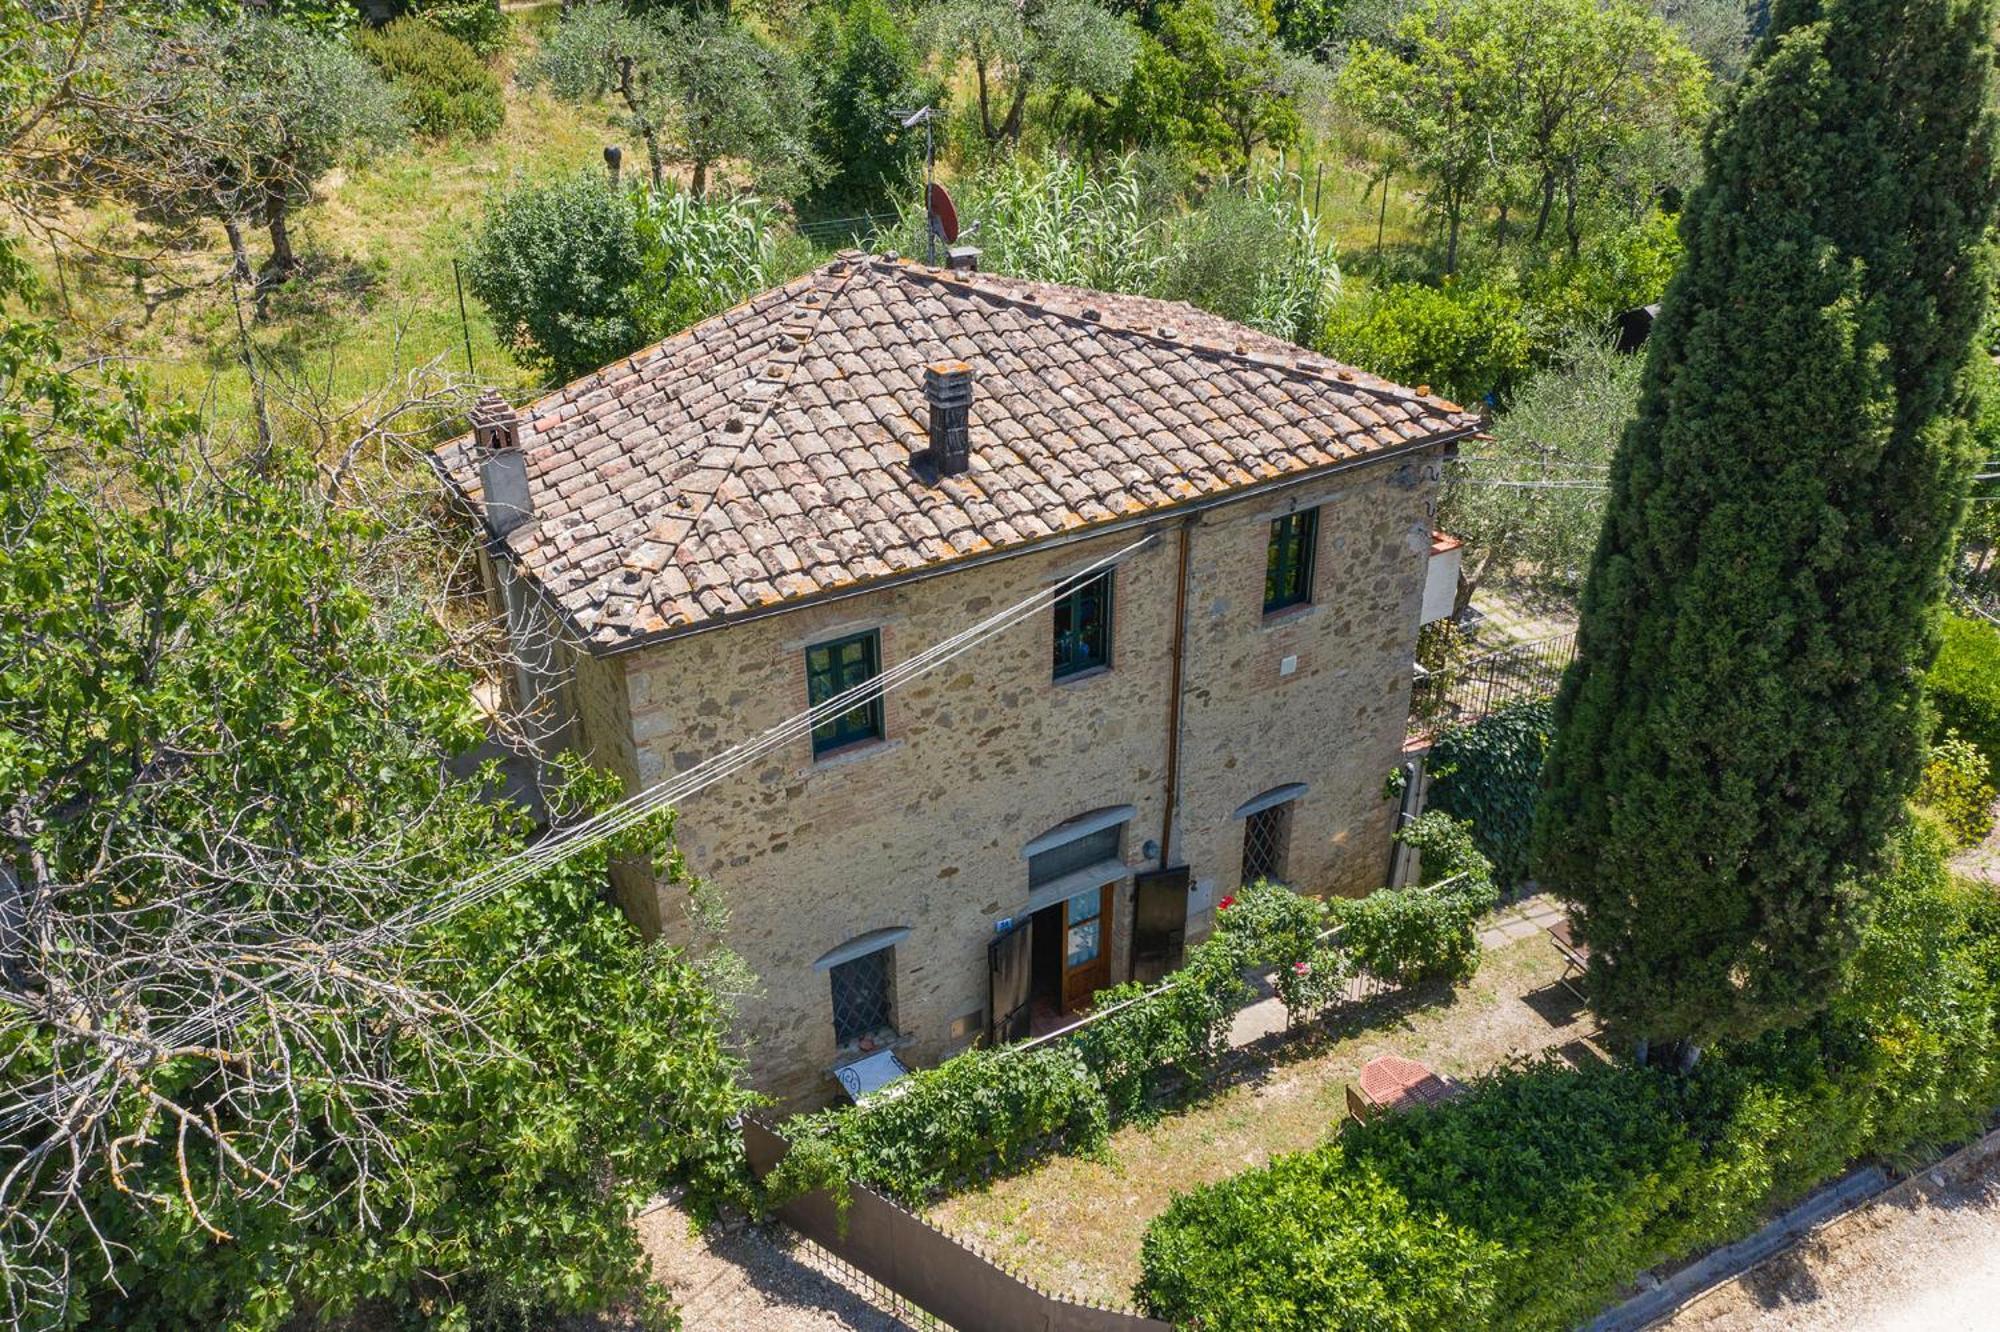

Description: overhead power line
[0,533,1159,1137]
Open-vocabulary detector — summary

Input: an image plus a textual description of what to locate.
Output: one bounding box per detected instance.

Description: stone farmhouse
[435,250,1479,1105]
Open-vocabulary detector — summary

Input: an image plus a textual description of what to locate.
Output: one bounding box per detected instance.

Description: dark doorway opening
[1029,901,1062,1008]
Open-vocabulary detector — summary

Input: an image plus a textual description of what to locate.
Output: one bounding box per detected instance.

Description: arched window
[1234,784,1307,886]
[1022,805,1136,913]
[814,927,909,1048]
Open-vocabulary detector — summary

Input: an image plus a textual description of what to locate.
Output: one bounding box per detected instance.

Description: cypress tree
[1534,0,1998,1057]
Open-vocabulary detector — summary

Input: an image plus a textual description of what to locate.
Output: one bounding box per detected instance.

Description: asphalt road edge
[1582,1120,2000,1332]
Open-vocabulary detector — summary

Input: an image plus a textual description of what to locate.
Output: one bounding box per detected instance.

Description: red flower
[1293,961,1310,974]
[1218,895,1236,911]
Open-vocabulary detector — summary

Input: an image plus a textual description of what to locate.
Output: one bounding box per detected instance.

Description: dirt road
[1663,1151,2000,1332]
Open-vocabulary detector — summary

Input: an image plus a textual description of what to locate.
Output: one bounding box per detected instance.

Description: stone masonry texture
[577,454,1445,1105]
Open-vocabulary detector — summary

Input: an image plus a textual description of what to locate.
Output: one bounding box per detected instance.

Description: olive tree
[531,2,818,198]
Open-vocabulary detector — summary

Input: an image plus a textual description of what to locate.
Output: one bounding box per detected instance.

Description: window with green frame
[1052,571,1113,678]
[1263,507,1319,613]
[806,630,883,756]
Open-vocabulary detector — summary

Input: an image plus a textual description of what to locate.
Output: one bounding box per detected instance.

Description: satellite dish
[928,182,960,246]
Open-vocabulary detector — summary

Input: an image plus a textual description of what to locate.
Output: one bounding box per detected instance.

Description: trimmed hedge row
[1138,816,2000,1331]
[768,820,1499,1208]
[766,905,1257,1207]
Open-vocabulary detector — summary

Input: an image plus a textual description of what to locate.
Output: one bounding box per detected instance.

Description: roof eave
[576,422,1481,660]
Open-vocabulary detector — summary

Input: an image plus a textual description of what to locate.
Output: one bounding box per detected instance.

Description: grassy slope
[26,5,604,425]
[23,7,1421,433]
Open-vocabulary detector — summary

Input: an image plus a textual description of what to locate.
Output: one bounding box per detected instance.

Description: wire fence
[1410,629,1578,735]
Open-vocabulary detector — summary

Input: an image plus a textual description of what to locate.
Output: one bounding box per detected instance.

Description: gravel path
[637,1204,905,1332]
[1663,1151,2000,1332]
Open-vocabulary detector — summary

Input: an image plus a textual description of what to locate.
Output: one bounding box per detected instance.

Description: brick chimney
[471,389,533,538]
[924,361,973,477]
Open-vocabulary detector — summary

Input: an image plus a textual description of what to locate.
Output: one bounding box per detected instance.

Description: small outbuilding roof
[434,251,1480,652]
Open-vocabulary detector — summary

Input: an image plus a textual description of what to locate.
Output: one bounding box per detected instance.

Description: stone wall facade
[557,449,1446,1105]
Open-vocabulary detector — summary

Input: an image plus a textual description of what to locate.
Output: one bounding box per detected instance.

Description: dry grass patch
[926,936,1603,1307]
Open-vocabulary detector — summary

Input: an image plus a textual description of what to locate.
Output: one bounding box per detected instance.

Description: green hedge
[1137,1149,1500,1331]
[770,834,1500,1208]
[1319,278,1535,407]
[1930,612,2000,784]
[767,907,1259,1207]
[1139,816,2000,1331]
[358,18,503,141]
[1425,698,1555,888]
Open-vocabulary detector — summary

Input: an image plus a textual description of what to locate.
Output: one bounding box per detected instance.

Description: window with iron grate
[1241,801,1293,885]
[829,946,895,1047]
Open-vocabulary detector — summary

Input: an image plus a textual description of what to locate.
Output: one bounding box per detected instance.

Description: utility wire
[0,534,1159,1136]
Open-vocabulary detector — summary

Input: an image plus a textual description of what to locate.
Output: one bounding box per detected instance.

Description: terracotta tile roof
[435,252,1480,651]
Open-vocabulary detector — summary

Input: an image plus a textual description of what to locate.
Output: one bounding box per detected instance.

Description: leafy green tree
[922,0,1138,149]
[464,171,788,382]
[1535,0,2000,1061]
[531,2,818,197]
[1339,0,1708,270]
[1440,331,1643,611]
[0,280,752,1327]
[1337,0,1508,272]
[1118,0,1301,171]
[1320,275,1534,405]
[800,0,933,218]
[464,169,647,382]
[1652,0,1756,81]
[200,14,406,276]
[72,12,404,281]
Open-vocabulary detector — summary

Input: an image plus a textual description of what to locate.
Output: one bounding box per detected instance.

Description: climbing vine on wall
[1425,698,1555,887]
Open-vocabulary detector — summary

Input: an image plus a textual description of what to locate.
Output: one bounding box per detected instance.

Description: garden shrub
[1138,818,2000,1332]
[1319,277,1535,407]
[770,1043,1108,1207]
[465,171,646,382]
[403,0,510,58]
[1425,698,1555,888]
[1917,730,1997,845]
[1929,613,2000,784]
[1331,881,1488,985]
[358,18,503,141]
[1138,1148,1501,1331]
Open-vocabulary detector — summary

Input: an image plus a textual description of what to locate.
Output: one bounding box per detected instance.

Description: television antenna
[895,105,944,264]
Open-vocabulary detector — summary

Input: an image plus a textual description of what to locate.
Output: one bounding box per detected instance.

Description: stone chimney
[924,361,973,476]
[471,389,533,538]
[946,245,981,273]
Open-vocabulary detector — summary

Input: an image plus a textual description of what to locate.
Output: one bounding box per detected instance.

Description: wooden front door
[1059,883,1114,1013]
